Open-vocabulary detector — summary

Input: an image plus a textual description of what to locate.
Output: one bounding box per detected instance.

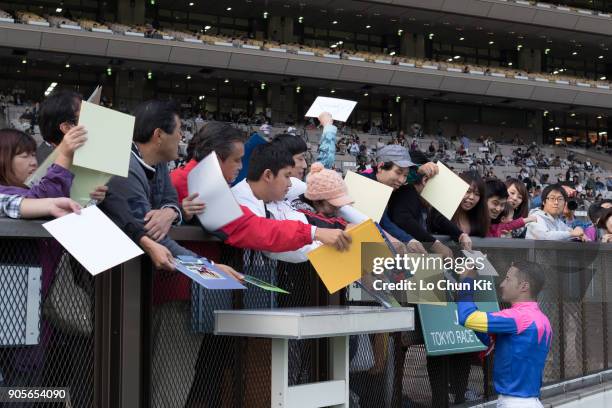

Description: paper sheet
[73,101,135,177]
[242,274,290,294]
[307,219,389,294]
[87,86,102,105]
[305,96,357,122]
[174,256,246,290]
[420,161,469,221]
[42,206,143,275]
[70,166,113,206]
[25,149,112,206]
[344,171,393,223]
[187,152,243,231]
[461,250,499,277]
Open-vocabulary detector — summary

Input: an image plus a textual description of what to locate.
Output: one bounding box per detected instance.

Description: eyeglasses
[546,196,565,203]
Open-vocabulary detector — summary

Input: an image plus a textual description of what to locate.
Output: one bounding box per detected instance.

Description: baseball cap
[376,144,416,168]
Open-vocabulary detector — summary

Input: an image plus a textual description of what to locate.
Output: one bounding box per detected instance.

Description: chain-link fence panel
[0,237,95,408]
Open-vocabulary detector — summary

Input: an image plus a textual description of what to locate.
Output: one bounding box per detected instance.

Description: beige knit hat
[305,163,354,207]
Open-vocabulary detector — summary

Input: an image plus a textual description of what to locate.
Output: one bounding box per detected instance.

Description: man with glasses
[526,184,588,241]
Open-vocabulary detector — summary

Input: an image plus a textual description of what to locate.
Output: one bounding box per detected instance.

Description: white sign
[305,97,357,122]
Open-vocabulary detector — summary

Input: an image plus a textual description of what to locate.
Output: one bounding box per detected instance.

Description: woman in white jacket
[526,184,588,241]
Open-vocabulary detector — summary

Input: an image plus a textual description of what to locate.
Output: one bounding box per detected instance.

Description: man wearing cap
[359,144,438,253]
[387,149,473,258]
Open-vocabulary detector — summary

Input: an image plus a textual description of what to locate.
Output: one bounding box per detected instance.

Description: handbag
[43,253,93,336]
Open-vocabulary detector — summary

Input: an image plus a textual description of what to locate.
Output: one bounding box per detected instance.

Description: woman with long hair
[505,178,529,238]
[450,171,490,237]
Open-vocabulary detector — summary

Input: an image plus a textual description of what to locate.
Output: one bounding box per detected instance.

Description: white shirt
[231,179,320,263]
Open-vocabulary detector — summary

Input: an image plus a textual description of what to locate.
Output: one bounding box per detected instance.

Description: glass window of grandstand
[544,57,607,80]
[431,42,516,68]
[546,112,610,148]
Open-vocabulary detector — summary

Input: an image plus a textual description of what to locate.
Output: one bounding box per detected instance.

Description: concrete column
[519,48,542,73]
[116,0,145,25]
[400,98,425,131]
[531,111,544,144]
[400,33,425,58]
[267,16,282,42]
[266,84,294,124]
[281,16,294,44]
[114,70,145,112]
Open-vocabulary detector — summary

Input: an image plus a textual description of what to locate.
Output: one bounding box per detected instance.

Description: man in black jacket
[387,150,472,258]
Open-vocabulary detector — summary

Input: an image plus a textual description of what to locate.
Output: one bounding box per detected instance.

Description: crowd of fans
[1,6,612,90]
[0,89,611,407]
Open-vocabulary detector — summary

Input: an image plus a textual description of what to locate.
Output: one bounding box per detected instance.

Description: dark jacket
[104,144,193,257]
[359,170,414,242]
[388,184,463,243]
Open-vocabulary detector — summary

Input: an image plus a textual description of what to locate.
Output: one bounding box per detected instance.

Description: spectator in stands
[450,172,490,237]
[103,100,241,408]
[232,142,351,262]
[174,123,346,251]
[485,178,535,237]
[506,178,530,238]
[0,128,107,201]
[316,112,337,169]
[607,176,612,192]
[291,162,353,228]
[594,177,605,192]
[597,208,612,243]
[359,145,440,253]
[386,151,472,256]
[526,184,588,241]
[0,194,81,219]
[271,133,308,183]
[37,90,81,163]
[561,199,596,241]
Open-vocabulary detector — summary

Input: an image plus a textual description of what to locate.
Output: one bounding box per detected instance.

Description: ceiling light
[447,58,453,62]
[453,55,460,60]
[330,44,337,48]
[600,76,607,80]
[298,16,303,23]
[389,51,396,56]
[332,20,338,24]
[489,41,494,45]
[597,115,603,119]
[554,127,560,130]
[508,62,513,66]
[337,41,343,45]
[263,11,268,19]
[295,86,301,93]
[570,113,576,117]
[598,55,604,59]
[224,78,230,83]
[44,82,58,96]
[204,25,211,30]
[189,2,194,6]
[21,59,26,64]
[198,95,205,100]
[363,92,369,96]
[65,63,70,68]
[260,82,266,90]
[226,7,232,11]
[397,29,403,36]
[428,33,434,40]
[186,75,191,79]
[459,37,464,41]
[572,51,578,56]
[545,48,551,54]
[395,96,401,103]
[331,89,336,94]
[365,25,371,29]
[56,7,63,13]
[548,128,555,132]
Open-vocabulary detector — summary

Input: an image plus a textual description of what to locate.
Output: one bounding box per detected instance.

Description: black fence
[0,219,611,408]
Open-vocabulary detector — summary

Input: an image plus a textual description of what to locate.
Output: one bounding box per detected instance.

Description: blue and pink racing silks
[457,277,553,398]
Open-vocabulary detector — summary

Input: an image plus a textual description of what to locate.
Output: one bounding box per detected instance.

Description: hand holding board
[305,97,357,122]
[420,162,469,221]
[73,101,135,177]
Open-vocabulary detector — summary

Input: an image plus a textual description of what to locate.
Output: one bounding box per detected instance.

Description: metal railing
[0,218,610,408]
